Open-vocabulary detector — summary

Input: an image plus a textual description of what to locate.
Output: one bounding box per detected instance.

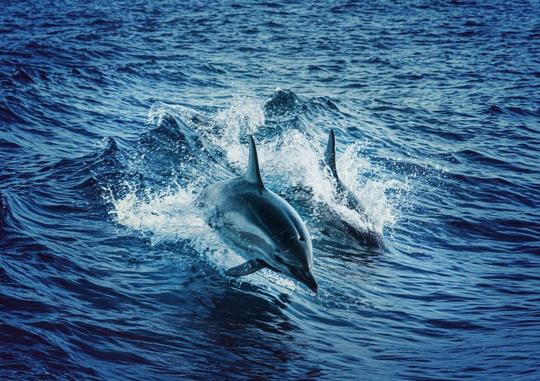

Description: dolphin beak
[295,269,318,293]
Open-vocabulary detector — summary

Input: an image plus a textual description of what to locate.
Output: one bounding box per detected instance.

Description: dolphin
[323,129,383,248]
[197,136,318,293]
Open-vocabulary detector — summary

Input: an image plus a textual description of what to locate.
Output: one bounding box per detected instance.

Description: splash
[334,141,403,233]
[147,97,266,172]
[147,96,402,235]
[107,94,406,289]
[106,181,237,265]
[212,96,265,166]
[107,183,200,243]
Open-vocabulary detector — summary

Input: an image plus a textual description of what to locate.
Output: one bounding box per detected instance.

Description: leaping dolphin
[197,136,318,293]
[323,129,383,248]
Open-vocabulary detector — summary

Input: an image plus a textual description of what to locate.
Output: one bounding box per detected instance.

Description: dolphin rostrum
[323,129,383,247]
[197,135,318,292]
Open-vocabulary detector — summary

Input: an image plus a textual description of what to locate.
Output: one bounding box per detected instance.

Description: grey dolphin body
[197,136,318,292]
[323,129,383,248]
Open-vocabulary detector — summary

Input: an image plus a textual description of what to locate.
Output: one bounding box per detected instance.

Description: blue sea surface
[1,1,539,380]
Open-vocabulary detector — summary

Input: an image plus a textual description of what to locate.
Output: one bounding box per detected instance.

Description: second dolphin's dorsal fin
[324,129,339,179]
[245,135,264,188]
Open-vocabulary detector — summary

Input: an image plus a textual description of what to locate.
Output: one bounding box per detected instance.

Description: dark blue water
[1,1,540,380]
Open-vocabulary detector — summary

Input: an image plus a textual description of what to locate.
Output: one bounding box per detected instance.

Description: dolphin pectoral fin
[225,260,266,277]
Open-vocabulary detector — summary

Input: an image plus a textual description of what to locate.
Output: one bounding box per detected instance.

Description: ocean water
[1,1,539,380]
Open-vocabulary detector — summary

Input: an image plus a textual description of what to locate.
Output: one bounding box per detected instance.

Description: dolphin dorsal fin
[245,135,264,188]
[324,129,339,179]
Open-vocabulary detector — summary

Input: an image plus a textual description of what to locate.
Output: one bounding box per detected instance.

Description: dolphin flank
[197,135,318,293]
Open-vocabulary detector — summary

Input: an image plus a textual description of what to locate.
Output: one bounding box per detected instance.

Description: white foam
[107,182,239,266]
[212,96,265,166]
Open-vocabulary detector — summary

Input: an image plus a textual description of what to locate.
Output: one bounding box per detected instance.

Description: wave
[488,104,540,118]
